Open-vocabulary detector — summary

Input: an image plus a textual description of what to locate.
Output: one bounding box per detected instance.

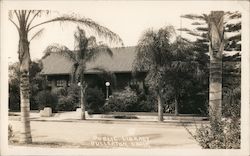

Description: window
[56,80,66,87]
[46,80,52,86]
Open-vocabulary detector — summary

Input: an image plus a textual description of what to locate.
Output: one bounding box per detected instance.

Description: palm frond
[133,29,156,71]
[196,27,208,32]
[29,28,45,42]
[177,28,191,32]
[42,44,76,62]
[181,14,206,21]
[8,11,13,19]
[187,31,206,38]
[28,14,123,45]
[74,27,89,60]
[8,11,20,32]
[226,33,241,42]
[225,11,241,20]
[134,26,175,71]
[225,22,241,32]
[85,44,113,62]
[191,22,206,25]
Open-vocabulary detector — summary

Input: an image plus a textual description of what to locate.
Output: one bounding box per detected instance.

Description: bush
[9,61,44,111]
[193,117,240,149]
[103,87,139,112]
[8,124,14,142]
[86,87,105,114]
[137,91,157,112]
[57,96,77,111]
[54,85,80,111]
[187,101,241,149]
[9,78,20,111]
[35,90,58,112]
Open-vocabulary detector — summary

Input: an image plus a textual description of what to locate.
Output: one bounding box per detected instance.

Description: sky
[2,0,245,63]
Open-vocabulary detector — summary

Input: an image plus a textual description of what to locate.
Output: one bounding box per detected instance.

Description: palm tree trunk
[80,68,87,120]
[18,29,32,143]
[71,64,78,84]
[174,97,178,116]
[157,93,163,122]
[80,85,86,120]
[208,11,224,121]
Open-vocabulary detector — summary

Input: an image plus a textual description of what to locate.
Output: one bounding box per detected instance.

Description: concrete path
[9,111,208,124]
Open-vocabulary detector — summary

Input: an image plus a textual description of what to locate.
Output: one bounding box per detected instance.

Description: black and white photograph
[0,0,249,155]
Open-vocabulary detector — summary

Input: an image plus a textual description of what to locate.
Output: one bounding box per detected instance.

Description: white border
[1,1,249,156]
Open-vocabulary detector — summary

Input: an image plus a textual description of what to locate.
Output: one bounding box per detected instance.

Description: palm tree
[133,26,175,122]
[43,27,114,120]
[9,10,123,143]
[134,26,202,120]
[207,11,224,121]
[179,11,241,121]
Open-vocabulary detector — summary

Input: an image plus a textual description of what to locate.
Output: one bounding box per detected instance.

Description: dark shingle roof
[40,46,137,75]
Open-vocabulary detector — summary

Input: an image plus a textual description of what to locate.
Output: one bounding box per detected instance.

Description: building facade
[41,46,146,94]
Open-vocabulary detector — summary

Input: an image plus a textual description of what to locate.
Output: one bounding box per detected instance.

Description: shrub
[137,91,157,112]
[86,87,105,114]
[103,87,139,112]
[8,124,14,142]
[9,61,45,111]
[54,85,80,111]
[193,117,240,149]
[187,101,241,149]
[9,78,20,111]
[35,90,58,112]
[57,96,77,111]
[222,86,241,118]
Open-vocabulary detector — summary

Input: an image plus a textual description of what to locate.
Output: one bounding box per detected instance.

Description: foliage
[179,12,241,116]
[222,61,241,118]
[8,9,123,143]
[179,12,241,149]
[53,84,80,111]
[133,26,176,119]
[57,96,77,111]
[35,90,58,112]
[134,26,175,93]
[8,124,14,141]
[104,87,139,112]
[9,71,20,110]
[134,26,208,115]
[180,11,241,53]
[9,61,44,111]
[86,87,106,114]
[192,116,240,149]
[9,10,123,45]
[43,27,117,120]
[163,37,208,114]
[136,89,157,112]
[43,27,114,84]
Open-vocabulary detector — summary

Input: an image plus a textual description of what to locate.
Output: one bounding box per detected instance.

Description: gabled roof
[40,46,137,75]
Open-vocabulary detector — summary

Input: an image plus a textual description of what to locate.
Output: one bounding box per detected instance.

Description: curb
[10,117,208,126]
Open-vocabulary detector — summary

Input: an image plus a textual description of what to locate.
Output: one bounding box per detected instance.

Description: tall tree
[134,26,204,120]
[163,36,205,115]
[9,10,123,143]
[179,11,241,121]
[207,11,224,121]
[179,11,241,54]
[134,26,175,121]
[43,27,114,120]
